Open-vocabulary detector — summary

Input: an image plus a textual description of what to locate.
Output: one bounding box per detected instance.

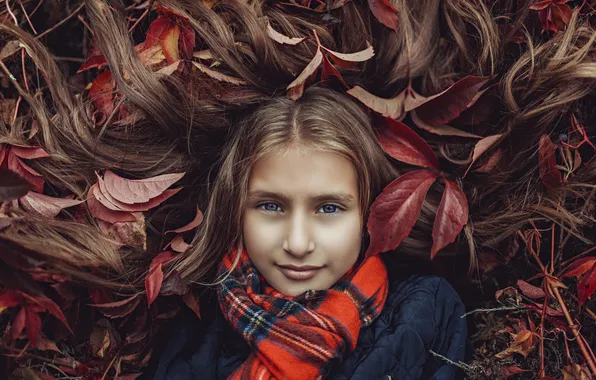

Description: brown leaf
[495,329,536,359]
[561,363,592,380]
[375,117,439,170]
[266,20,305,45]
[138,44,166,67]
[35,333,61,353]
[368,0,399,31]
[517,279,546,299]
[98,218,147,249]
[20,192,83,218]
[430,179,468,258]
[0,166,32,202]
[165,205,203,234]
[347,84,427,121]
[90,294,141,319]
[161,23,181,64]
[102,170,185,204]
[0,40,21,61]
[539,135,563,190]
[192,62,247,85]
[155,60,181,78]
[464,134,503,176]
[321,43,375,68]
[366,170,438,257]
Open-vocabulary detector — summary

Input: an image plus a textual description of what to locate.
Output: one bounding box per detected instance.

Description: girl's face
[243,145,363,296]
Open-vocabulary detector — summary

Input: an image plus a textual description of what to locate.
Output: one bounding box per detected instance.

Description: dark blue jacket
[155,275,467,380]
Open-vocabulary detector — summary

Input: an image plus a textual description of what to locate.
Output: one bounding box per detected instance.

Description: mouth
[277,264,324,281]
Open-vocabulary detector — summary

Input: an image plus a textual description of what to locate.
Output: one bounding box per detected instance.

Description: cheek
[242,211,279,260]
[319,215,363,265]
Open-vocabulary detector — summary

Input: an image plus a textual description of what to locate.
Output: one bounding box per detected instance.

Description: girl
[154,87,467,380]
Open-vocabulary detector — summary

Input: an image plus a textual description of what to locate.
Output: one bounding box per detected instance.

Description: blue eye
[259,202,282,212]
[318,204,341,214]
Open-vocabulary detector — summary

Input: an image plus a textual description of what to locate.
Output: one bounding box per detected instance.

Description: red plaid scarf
[217,248,389,380]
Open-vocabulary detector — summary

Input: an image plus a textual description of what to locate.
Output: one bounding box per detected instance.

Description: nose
[282,211,315,258]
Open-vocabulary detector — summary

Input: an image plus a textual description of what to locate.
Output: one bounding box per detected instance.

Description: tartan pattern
[217,248,389,380]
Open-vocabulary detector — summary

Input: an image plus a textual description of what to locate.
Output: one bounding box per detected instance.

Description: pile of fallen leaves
[0,1,595,379]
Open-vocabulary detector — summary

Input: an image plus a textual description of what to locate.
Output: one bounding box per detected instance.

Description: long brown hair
[0,0,594,292]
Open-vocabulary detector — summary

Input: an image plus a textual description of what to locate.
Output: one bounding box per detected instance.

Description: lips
[277,264,323,281]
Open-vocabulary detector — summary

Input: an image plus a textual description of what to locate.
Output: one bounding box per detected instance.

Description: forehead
[248,146,358,199]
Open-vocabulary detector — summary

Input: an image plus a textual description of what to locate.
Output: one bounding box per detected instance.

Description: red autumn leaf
[376,117,439,170]
[90,294,139,308]
[145,251,178,307]
[527,302,565,317]
[102,170,185,204]
[266,20,306,45]
[11,307,26,340]
[410,109,482,138]
[530,0,573,33]
[19,192,83,218]
[464,134,503,176]
[6,152,45,193]
[578,261,596,305]
[22,294,73,334]
[78,39,107,73]
[430,179,468,258]
[98,218,147,249]
[145,17,172,48]
[475,148,503,173]
[287,47,323,100]
[348,83,428,121]
[24,306,42,346]
[162,23,181,64]
[538,135,563,190]
[10,144,49,159]
[192,62,247,85]
[366,170,438,257]
[413,76,491,127]
[179,24,196,58]
[89,70,115,119]
[87,185,137,223]
[145,263,163,307]
[321,53,347,87]
[166,205,204,234]
[517,279,546,299]
[34,334,61,353]
[287,30,374,99]
[168,234,190,253]
[368,0,399,31]
[96,174,181,211]
[182,291,201,319]
[0,144,5,164]
[0,166,32,202]
[562,257,596,278]
[0,290,23,309]
[500,365,528,378]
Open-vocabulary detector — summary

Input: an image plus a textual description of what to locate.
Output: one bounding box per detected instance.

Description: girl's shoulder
[337,275,467,379]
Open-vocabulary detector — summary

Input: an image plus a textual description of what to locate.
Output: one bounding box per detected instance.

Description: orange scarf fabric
[217,248,389,380]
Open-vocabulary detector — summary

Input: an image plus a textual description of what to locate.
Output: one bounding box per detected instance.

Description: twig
[77,14,94,35]
[460,305,526,318]
[29,0,44,18]
[550,281,596,375]
[19,2,38,34]
[5,0,18,25]
[21,48,29,92]
[55,56,85,63]
[128,7,149,32]
[428,350,477,372]
[11,96,22,126]
[35,2,85,40]
[100,354,118,380]
[0,59,25,93]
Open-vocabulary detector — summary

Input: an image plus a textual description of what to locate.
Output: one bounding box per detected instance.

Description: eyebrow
[248,190,356,204]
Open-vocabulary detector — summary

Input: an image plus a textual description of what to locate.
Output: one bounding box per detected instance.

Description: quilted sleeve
[331,275,467,380]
